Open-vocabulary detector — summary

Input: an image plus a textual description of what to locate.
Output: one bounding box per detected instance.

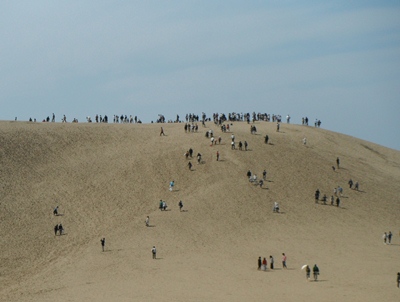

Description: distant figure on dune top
[160,127,165,136]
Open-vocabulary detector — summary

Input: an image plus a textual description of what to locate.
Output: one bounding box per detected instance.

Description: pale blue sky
[1,1,399,150]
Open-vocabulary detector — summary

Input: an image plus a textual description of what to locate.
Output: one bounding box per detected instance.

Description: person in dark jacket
[313,264,320,281]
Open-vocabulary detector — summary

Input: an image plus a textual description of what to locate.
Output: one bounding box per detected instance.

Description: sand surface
[0,120,399,301]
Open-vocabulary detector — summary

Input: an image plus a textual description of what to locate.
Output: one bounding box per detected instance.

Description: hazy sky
[1,1,399,150]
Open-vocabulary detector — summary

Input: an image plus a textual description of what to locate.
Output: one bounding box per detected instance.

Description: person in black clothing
[54,224,59,236]
[247,170,252,179]
[258,257,262,270]
[100,238,105,252]
[397,272,400,288]
[179,200,183,212]
[313,264,320,281]
[58,224,63,235]
[336,157,340,169]
[315,189,320,203]
[265,135,269,144]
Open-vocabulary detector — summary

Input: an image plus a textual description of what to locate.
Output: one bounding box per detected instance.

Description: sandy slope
[0,120,399,302]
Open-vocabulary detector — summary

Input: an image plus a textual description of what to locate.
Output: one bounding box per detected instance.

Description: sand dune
[0,120,399,302]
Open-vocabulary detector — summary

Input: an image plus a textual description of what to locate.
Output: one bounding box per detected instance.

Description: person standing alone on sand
[152,246,157,259]
[145,216,150,227]
[100,238,105,252]
[270,255,274,269]
[216,150,220,161]
[160,127,165,136]
[336,157,340,169]
[282,253,287,269]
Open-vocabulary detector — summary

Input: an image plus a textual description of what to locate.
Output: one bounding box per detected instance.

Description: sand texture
[0,120,399,302]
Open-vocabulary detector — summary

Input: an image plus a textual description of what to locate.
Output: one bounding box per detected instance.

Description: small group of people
[238,141,248,151]
[258,255,275,270]
[53,205,64,236]
[54,223,64,236]
[304,264,320,281]
[315,189,341,207]
[348,179,359,190]
[247,169,267,188]
[383,231,393,245]
[159,200,168,211]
